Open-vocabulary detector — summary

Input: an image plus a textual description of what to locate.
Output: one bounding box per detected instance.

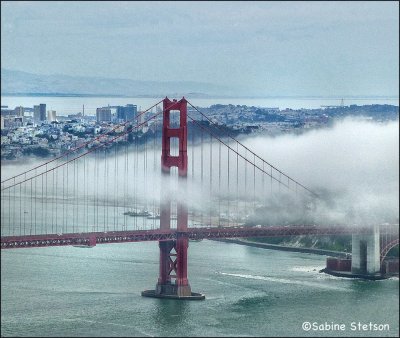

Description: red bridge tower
[142,97,204,300]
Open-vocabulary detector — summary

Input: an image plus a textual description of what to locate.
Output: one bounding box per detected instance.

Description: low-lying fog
[1,117,398,227]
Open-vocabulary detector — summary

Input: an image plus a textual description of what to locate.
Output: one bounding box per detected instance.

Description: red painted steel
[161,97,188,175]
[381,259,399,274]
[158,241,175,285]
[2,225,398,249]
[157,97,191,296]
[326,257,351,271]
[380,238,399,264]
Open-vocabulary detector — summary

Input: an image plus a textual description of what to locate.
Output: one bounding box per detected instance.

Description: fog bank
[244,117,399,225]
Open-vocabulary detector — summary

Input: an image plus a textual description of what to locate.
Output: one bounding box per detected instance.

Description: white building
[47,110,57,122]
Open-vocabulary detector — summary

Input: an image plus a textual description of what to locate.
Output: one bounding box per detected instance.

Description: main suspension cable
[187,100,318,198]
[1,99,163,185]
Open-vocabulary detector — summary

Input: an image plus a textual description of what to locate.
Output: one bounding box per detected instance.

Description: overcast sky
[1,1,399,97]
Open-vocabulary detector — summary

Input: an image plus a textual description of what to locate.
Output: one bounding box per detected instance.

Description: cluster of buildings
[1,103,139,129]
[201,104,330,135]
[1,101,397,161]
[1,104,51,129]
[1,102,145,160]
[199,103,398,135]
[95,104,138,123]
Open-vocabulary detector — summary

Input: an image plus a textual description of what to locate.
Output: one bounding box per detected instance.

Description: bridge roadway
[1,225,398,249]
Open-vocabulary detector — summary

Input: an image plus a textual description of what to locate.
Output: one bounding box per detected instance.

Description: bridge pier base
[141,237,205,300]
[351,225,381,276]
[322,225,388,280]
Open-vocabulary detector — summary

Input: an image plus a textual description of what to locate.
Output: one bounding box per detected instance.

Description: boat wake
[218,272,349,291]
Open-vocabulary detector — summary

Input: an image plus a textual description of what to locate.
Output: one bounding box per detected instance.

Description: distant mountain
[1,68,235,97]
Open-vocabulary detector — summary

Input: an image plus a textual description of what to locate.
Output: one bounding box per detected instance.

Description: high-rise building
[39,104,46,121]
[34,104,46,123]
[125,104,137,121]
[15,106,24,117]
[47,110,57,122]
[116,106,125,121]
[33,105,40,122]
[115,104,137,122]
[96,107,112,122]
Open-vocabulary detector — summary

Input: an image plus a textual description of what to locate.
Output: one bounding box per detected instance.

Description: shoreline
[211,238,348,258]
[212,238,399,279]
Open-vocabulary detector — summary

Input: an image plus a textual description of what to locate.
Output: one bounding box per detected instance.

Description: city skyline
[1,1,399,97]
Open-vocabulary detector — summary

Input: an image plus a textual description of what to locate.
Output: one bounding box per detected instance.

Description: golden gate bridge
[1,97,398,299]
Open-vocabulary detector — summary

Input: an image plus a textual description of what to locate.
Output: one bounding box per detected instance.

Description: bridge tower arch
[380,239,399,275]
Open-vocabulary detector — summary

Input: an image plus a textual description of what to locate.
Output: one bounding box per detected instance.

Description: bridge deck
[2,225,397,249]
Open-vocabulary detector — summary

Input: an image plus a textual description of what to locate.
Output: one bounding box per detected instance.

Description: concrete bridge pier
[351,225,380,276]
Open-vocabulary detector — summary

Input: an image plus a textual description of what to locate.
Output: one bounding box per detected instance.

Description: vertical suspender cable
[34,170,37,234]
[236,143,239,226]
[135,130,138,230]
[95,151,98,232]
[41,169,44,234]
[83,153,87,233]
[66,157,69,233]
[201,113,204,227]
[153,115,157,229]
[103,148,106,232]
[30,179,33,235]
[124,133,127,230]
[53,155,57,233]
[104,147,107,232]
[209,133,212,227]
[270,167,273,194]
[218,141,221,227]
[23,174,27,234]
[244,149,247,222]
[9,180,11,234]
[262,161,265,207]
[62,161,65,233]
[45,165,48,234]
[143,126,146,230]
[77,156,79,231]
[253,154,256,211]
[114,142,117,231]
[72,157,75,233]
[19,181,22,235]
[191,117,194,227]
[227,137,230,227]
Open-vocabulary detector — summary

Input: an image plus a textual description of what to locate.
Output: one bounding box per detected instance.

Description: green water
[1,240,399,337]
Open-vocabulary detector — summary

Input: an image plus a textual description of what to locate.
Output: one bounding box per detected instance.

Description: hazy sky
[1,1,399,97]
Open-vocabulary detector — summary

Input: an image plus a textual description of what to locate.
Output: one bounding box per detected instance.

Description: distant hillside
[1,68,234,97]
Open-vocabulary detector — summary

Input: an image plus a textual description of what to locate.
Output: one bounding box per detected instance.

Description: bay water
[1,240,399,337]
